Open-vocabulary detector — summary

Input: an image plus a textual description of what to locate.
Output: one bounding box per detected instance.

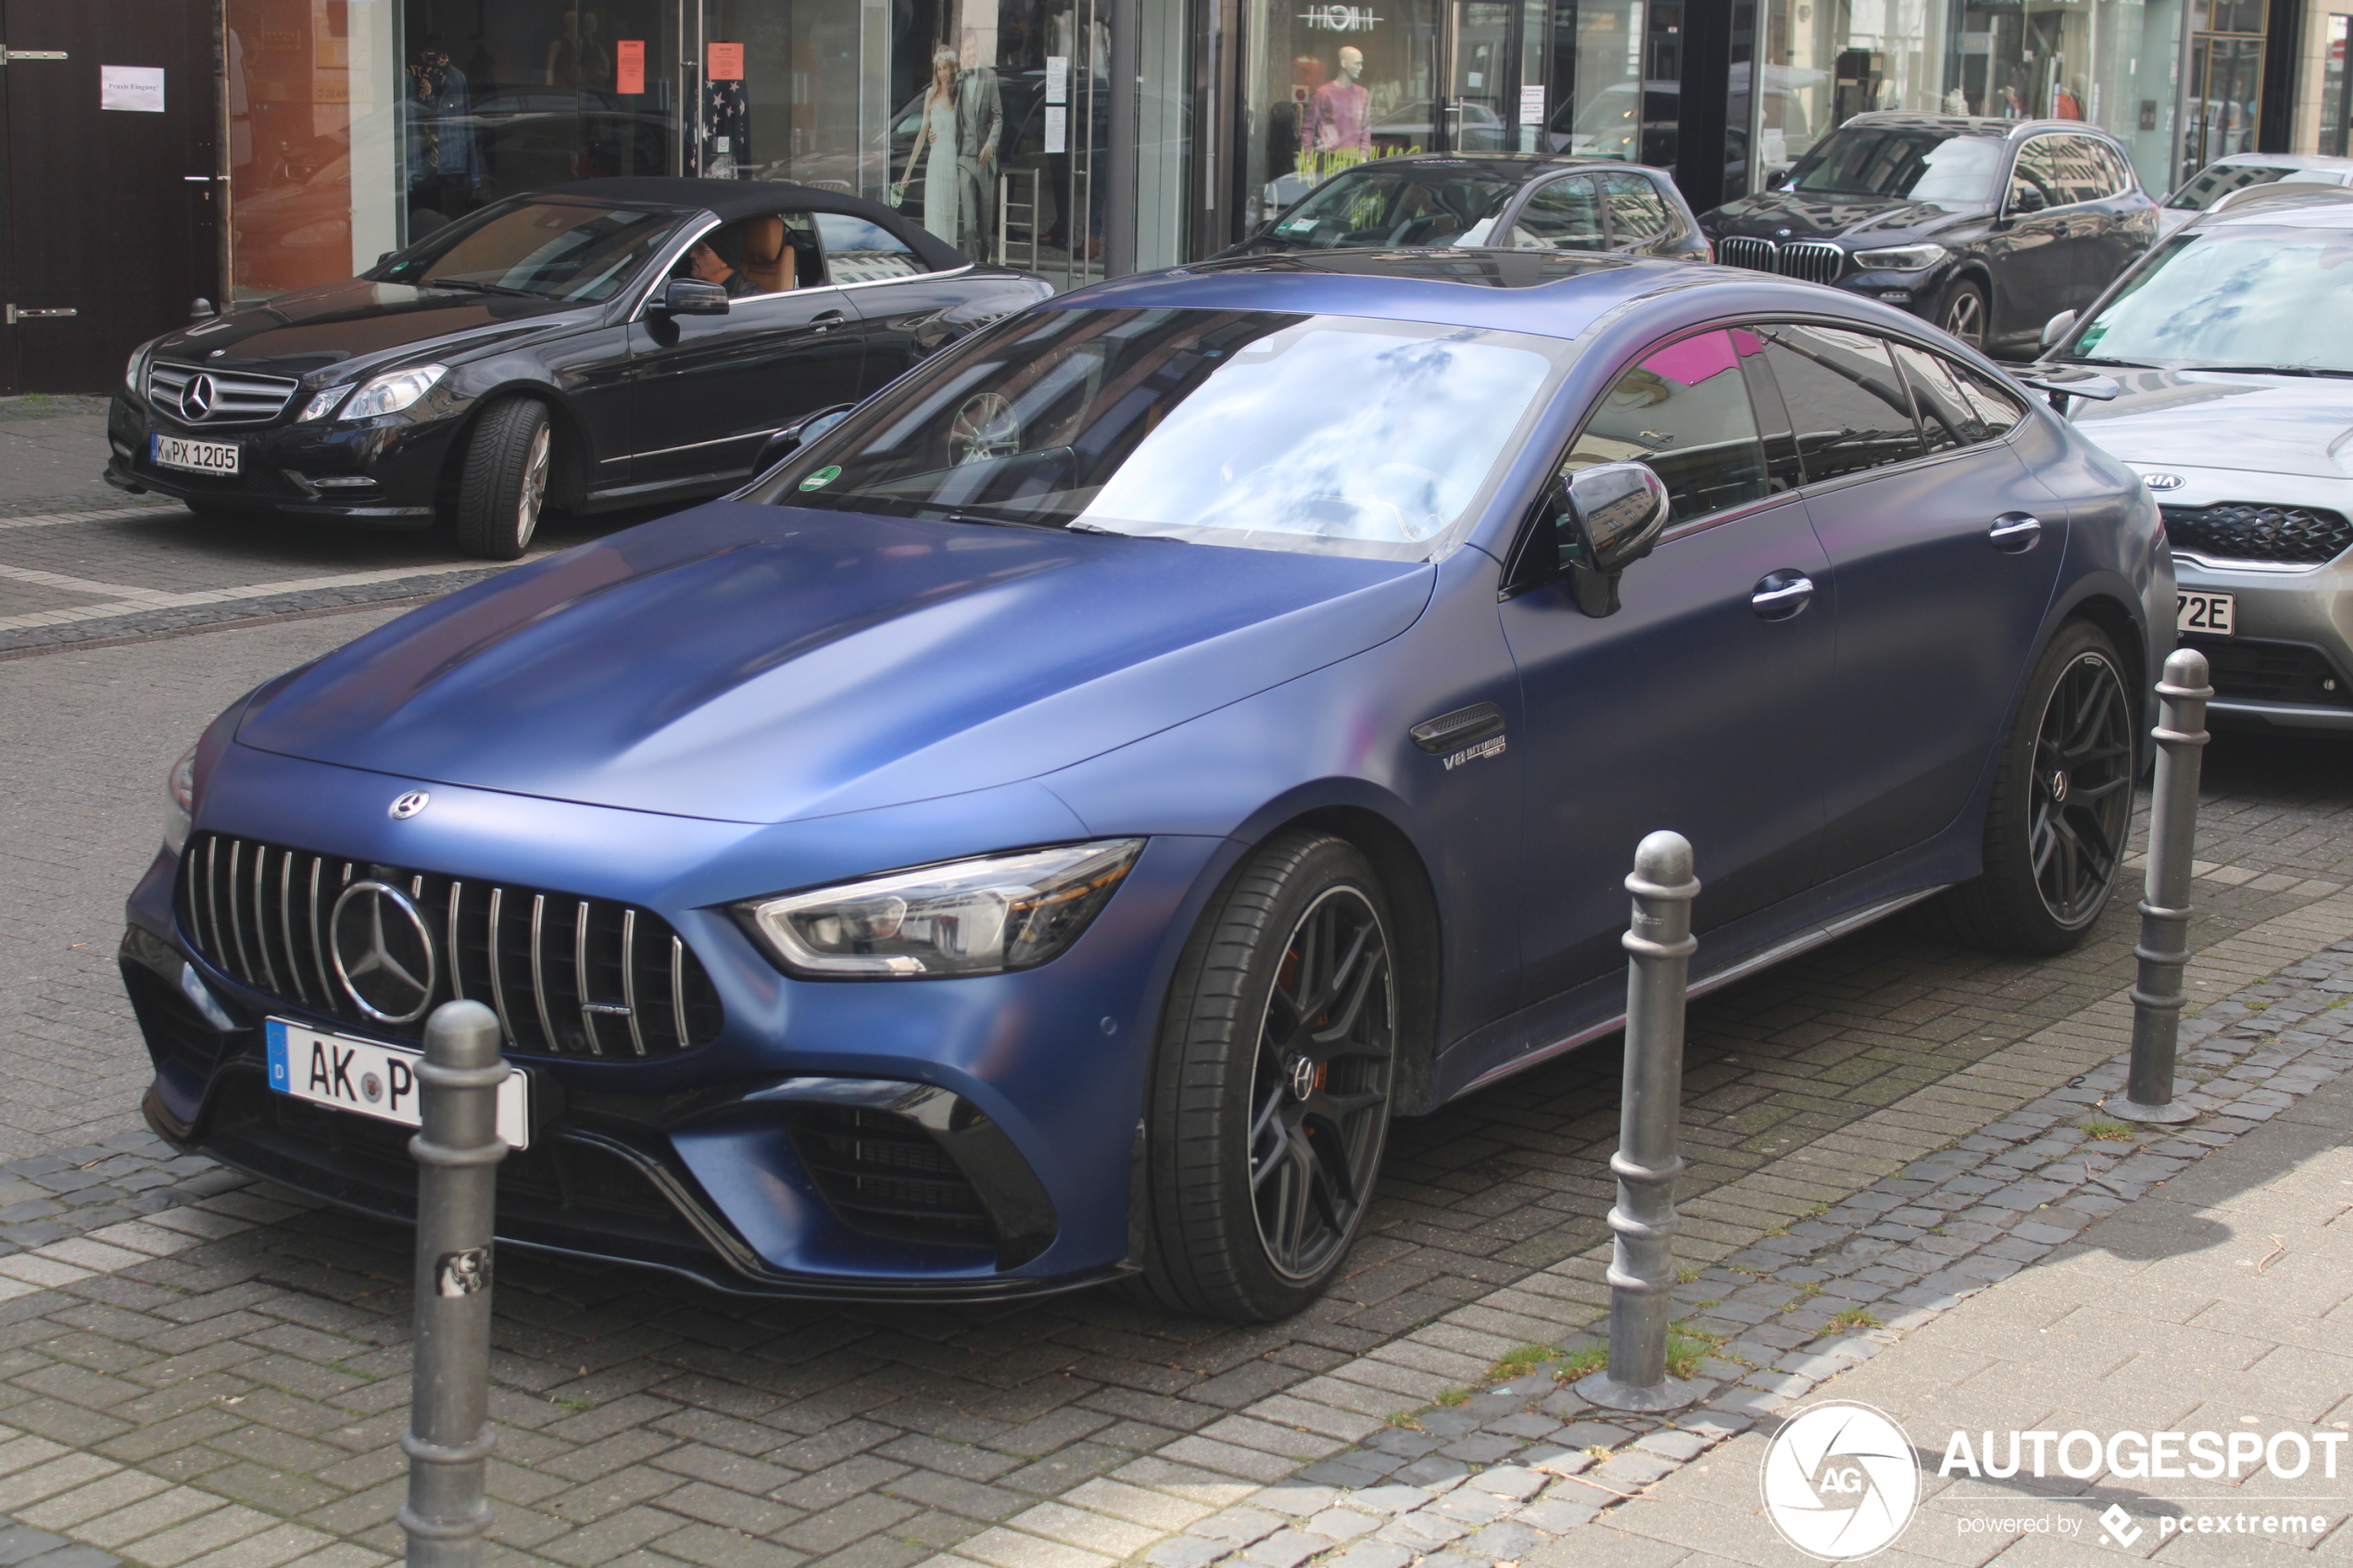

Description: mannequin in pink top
[1302,45,1372,156]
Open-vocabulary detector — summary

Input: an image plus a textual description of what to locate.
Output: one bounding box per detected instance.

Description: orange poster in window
[616,40,645,94]
[706,42,744,81]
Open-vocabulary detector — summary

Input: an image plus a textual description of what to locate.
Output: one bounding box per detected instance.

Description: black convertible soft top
[547,176,970,272]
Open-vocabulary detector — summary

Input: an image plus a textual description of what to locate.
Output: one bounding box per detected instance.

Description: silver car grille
[1714,235,1847,285]
[177,831,724,1059]
[145,361,300,426]
[2160,504,2353,568]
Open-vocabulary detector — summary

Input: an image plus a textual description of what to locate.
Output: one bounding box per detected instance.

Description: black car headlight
[736,839,1144,978]
[1850,243,1947,272]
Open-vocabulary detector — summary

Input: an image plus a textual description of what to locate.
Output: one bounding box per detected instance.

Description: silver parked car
[2040,184,2353,733]
[2156,151,2353,236]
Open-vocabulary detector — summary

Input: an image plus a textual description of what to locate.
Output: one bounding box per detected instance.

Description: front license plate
[150,433,240,475]
[265,1019,531,1148]
[2177,590,2236,636]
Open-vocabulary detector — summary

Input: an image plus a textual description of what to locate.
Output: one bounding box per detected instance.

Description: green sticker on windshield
[799,465,841,491]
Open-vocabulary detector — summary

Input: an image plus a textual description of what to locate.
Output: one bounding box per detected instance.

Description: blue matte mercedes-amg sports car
[122,247,2170,1319]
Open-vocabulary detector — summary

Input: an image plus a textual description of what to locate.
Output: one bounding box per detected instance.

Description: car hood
[1704,189,1983,241]
[153,277,595,383]
[234,502,1437,824]
[2067,367,2353,479]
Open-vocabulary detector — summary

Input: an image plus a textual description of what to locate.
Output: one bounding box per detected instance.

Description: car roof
[2194,184,2353,226]
[2197,150,2353,170]
[1323,153,1676,182]
[1841,111,2120,142]
[535,176,968,270]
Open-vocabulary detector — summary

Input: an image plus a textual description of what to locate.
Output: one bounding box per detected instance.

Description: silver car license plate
[151,433,240,475]
[265,1018,531,1148]
[2177,591,2235,636]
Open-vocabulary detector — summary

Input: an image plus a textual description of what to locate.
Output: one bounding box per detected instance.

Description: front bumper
[104,389,458,524]
[2174,550,2353,731]
[120,748,1222,1299]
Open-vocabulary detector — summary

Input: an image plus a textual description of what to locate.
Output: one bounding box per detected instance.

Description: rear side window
[1889,342,1976,454]
[816,214,928,282]
[1755,324,1924,482]
[2010,137,2062,209]
[2055,135,2121,202]
[1565,329,1772,522]
[1945,358,2029,436]
[1601,172,1674,248]
[1508,177,1605,250]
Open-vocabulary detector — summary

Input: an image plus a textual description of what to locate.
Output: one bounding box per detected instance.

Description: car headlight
[298,385,351,422]
[125,343,153,393]
[335,364,447,420]
[736,839,1144,978]
[1850,243,1947,271]
[164,746,196,855]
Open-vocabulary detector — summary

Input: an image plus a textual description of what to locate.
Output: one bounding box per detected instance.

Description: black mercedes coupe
[106,178,1052,558]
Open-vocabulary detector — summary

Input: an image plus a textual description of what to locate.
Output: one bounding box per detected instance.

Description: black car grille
[789,1105,993,1249]
[177,831,724,1059]
[1716,235,1845,284]
[146,361,300,426]
[2160,504,2353,566]
[2182,634,2353,707]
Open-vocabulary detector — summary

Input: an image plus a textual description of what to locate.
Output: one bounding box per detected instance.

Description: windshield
[377,200,682,301]
[757,307,1569,558]
[2164,162,2306,212]
[1788,129,2004,206]
[1267,165,1523,248]
[2068,228,2353,373]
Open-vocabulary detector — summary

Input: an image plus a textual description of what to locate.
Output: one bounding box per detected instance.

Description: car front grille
[1713,235,1846,284]
[2182,634,2352,707]
[2160,504,2353,567]
[177,831,724,1059]
[145,361,300,426]
[789,1105,994,1250]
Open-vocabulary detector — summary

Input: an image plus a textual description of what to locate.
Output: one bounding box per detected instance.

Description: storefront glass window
[2323,15,2352,157]
[1244,0,1441,224]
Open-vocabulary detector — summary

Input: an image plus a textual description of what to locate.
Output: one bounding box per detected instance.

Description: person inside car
[683,214,798,297]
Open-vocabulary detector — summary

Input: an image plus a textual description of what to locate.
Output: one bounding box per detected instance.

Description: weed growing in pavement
[1676,1265,1701,1284]
[557,1397,596,1412]
[1437,1386,1472,1407]
[1829,1307,1882,1331]
[1561,1344,1607,1379]
[1584,1444,1614,1461]
[1489,1344,1557,1380]
[1387,1410,1424,1430]
[1665,1334,1714,1379]
[1803,1202,1830,1218]
[2077,1118,2136,1141]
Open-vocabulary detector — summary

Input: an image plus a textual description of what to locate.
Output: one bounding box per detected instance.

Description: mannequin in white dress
[902,50,963,246]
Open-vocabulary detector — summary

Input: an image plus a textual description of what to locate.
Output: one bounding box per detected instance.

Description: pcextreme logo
[1761,1401,1921,1561]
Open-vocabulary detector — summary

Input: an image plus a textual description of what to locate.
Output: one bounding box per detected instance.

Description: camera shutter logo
[1760,1401,1920,1560]
[329,881,439,1025]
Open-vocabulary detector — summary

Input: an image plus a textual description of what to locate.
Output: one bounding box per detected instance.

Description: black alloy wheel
[2026,647,2136,925]
[1917,620,2135,954]
[1941,279,1989,350]
[1130,832,1399,1320]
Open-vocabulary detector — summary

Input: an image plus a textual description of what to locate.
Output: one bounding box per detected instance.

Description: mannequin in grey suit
[955,29,1005,258]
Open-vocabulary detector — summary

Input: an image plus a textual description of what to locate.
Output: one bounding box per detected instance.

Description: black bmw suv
[1699,113,2158,358]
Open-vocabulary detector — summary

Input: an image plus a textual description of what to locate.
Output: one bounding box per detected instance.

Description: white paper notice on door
[1045,105,1068,154]
[1045,56,1068,105]
[1517,83,1546,125]
[101,65,166,112]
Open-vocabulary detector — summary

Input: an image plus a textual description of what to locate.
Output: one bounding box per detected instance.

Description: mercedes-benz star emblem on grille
[329,880,438,1024]
[2143,472,2185,490]
[389,790,431,820]
[178,373,218,422]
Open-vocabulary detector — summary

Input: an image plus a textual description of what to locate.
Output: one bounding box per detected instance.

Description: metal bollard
[398,1001,509,1566]
[1575,831,1706,1414]
[2111,648,2212,1125]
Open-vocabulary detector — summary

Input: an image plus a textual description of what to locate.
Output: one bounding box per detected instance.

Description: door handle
[1989,512,2043,553]
[1751,571,1814,621]
[812,308,845,332]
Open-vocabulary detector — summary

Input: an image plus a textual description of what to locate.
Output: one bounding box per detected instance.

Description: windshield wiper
[2189,363,2353,378]
[422,278,547,300]
[1065,521,1179,541]
[2062,355,2157,369]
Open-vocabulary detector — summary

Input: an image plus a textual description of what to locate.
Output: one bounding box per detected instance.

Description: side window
[1601,172,1674,249]
[1945,357,2029,438]
[1564,329,1772,523]
[2094,141,2139,197]
[2008,137,2061,211]
[1756,324,1924,483]
[1507,177,1605,250]
[815,214,929,282]
[2053,136,2113,204]
[1889,342,1975,454]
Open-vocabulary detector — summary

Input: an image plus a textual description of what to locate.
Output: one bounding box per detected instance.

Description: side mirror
[2040,309,2078,351]
[657,279,730,316]
[752,403,858,476]
[2013,362,2123,408]
[1512,461,1670,615]
[2009,186,2048,216]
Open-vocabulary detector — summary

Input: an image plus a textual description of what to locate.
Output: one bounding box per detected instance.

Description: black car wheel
[1130,832,1397,1320]
[1920,620,2135,954]
[1940,280,1990,350]
[453,396,552,560]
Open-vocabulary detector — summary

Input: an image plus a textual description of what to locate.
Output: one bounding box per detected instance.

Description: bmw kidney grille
[176,831,723,1058]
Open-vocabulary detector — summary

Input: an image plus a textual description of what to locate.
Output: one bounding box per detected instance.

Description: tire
[452,396,552,560]
[1918,621,2136,955]
[1128,832,1400,1321]
[1940,279,1990,352]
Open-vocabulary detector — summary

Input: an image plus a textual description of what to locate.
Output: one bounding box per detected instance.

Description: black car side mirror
[752,403,858,476]
[1506,460,1671,616]
[2009,187,2048,215]
[657,279,730,317]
